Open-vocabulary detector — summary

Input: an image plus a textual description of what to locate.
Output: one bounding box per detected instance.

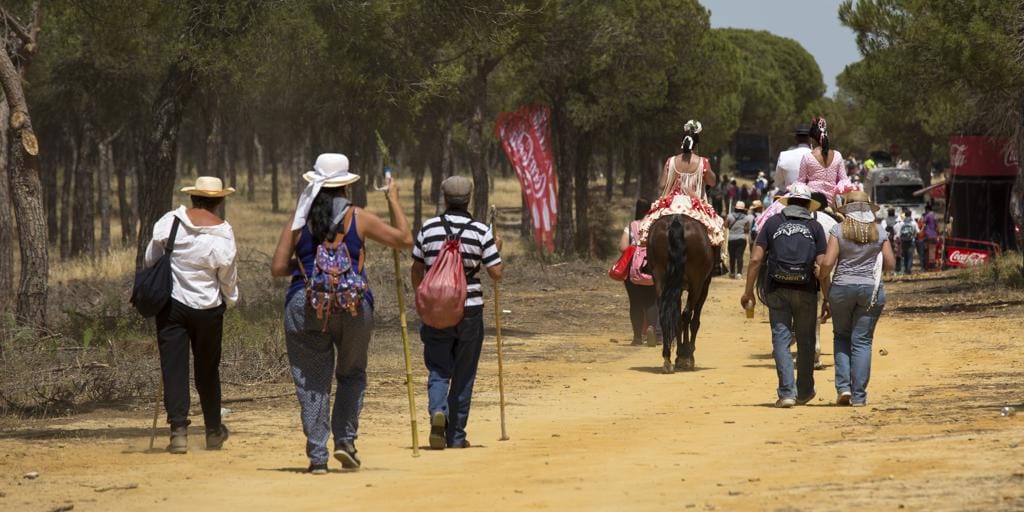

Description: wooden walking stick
[489,206,510,441]
[149,378,162,450]
[376,132,420,456]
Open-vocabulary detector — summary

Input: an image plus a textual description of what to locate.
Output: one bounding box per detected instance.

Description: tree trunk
[573,131,593,255]
[269,144,280,213]
[552,100,575,255]
[0,98,13,306]
[116,144,134,245]
[249,131,262,202]
[59,131,75,260]
[604,149,614,200]
[520,190,531,239]
[468,58,495,221]
[135,62,199,269]
[0,48,48,326]
[621,143,633,198]
[97,138,113,254]
[430,122,449,210]
[637,140,659,202]
[42,135,57,245]
[71,121,96,259]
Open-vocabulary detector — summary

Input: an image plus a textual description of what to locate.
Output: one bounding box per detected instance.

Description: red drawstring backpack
[415,218,467,329]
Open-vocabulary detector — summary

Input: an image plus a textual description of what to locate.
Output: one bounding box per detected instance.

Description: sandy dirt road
[1,276,1023,511]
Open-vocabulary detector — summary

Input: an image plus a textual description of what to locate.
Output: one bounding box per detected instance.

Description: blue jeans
[829,284,885,404]
[421,307,485,446]
[900,242,914,274]
[764,287,818,400]
[284,293,374,465]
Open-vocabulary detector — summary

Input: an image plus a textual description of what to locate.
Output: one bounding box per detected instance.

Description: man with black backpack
[896,208,919,274]
[740,184,828,408]
[412,176,503,450]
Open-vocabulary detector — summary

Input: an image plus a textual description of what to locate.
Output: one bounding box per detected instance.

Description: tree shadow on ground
[0,425,213,441]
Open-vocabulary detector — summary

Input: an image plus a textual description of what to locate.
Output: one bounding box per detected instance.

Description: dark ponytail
[680,119,702,155]
[308,187,345,243]
[810,116,830,159]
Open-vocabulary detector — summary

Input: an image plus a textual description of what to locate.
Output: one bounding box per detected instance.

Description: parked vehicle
[867,167,926,220]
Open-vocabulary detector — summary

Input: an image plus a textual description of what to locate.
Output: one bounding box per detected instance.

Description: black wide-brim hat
[794,124,811,136]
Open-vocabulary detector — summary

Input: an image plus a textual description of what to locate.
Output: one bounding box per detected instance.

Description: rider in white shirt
[773,124,813,193]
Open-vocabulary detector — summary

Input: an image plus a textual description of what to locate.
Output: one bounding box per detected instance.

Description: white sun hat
[292,153,360,231]
[301,153,360,188]
[180,176,235,197]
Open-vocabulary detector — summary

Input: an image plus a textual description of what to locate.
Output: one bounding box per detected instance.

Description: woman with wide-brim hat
[818,190,895,407]
[270,153,413,474]
[144,176,240,454]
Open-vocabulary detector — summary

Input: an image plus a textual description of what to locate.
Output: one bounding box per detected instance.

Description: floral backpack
[299,209,369,329]
[628,221,654,286]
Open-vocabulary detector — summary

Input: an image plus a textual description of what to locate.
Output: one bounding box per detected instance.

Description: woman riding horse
[642,120,722,373]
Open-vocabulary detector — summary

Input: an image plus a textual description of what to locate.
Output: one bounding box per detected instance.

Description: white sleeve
[143,215,170,268]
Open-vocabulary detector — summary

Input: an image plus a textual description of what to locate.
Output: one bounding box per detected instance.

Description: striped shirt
[412,211,501,308]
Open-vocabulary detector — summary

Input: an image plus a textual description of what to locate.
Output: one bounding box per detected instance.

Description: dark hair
[308,187,345,243]
[787,197,812,209]
[926,203,933,212]
[809,116,830,159]
[887,208,896,216]
[810,191,828,208]
[190,195,224,211]
[634,198,652,221]
[680,121,701,154]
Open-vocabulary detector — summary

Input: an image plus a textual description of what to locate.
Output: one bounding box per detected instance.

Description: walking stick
[149,378,162,450]
[489,206,510,441]
[380,167,420,457]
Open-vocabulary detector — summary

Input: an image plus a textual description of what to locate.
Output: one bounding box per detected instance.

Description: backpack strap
[165,217,182,254]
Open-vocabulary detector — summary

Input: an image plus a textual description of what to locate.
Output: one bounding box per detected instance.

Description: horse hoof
[662,360,674,374]
[675,358,695,371]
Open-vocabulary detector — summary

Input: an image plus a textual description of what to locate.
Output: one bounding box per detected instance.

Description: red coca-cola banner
[495,105,558,253]
[949,136,1018,177]
[945,246,990,267]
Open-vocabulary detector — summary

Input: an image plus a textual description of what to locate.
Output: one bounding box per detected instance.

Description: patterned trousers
[284,292,374,465]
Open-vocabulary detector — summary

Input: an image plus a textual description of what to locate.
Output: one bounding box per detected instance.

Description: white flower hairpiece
[684,120,703,135]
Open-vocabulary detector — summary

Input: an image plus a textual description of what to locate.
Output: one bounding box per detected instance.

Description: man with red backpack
[412,176,503,450]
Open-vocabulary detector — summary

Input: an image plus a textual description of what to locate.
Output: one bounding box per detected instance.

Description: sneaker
[206,424,229,450]
[836,391,852,406]
[450,439,471,449]
[333,440,361,469]
[308,463,328,475]
[775,398,796,408]
[796,392,816,405]
[851,402,867,408]
[429,411,447,450]
[168,426,188,454]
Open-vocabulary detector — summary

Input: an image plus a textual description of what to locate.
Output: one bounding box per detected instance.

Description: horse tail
[659,217,687,342]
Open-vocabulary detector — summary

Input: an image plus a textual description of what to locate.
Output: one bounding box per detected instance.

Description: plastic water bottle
[1001,406,1017,417]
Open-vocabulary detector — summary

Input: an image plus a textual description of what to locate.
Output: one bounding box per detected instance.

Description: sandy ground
[1,274,1023,512]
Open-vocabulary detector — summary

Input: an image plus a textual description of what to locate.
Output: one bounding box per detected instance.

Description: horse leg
[657,285,674,374]
[680,276,712,371]
[675,305,693,371]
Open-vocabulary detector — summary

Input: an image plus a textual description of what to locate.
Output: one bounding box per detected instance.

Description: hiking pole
[489,206,510,441]
[149,378,162,450]
[379,166,421,457]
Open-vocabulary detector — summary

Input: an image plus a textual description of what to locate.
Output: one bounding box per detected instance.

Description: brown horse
[646,214,715,373]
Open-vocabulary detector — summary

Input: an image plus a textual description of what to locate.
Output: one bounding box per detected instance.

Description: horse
[646,214,715,373]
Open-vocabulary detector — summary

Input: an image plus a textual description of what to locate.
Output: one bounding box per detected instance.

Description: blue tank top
[286,211,375,309]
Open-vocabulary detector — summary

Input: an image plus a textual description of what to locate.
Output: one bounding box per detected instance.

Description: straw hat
[734,201,747,211]
[180,176,235,197]
[776,183,821,212]
[837,190,880,214]
[302,153,360,188]
[750,200,764,211]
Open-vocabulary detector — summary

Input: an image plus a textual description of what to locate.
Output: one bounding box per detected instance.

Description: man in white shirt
[144,176,239,454]
[773,124,813,193]
[895,208,919,274]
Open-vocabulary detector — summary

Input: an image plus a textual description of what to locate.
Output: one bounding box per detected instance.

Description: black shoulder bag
[131,217,182,317]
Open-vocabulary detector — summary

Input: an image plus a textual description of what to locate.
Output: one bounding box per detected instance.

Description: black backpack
[766,215,818,286]
[899,222,916,243]
[131,217,182,317]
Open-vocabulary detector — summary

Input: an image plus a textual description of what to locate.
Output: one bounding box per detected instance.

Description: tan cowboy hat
[750,200,764,211]
[180,176,235,197]
[776,183,821,212]
[302,153,360,188]
[837,190,880,214]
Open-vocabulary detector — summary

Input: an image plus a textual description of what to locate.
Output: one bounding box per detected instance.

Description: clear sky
[701,0,862,96]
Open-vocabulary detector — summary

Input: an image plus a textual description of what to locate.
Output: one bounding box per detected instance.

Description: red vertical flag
[495,105,558,253]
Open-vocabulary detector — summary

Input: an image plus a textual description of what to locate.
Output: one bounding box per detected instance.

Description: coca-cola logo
[948,249,988,266]
[950,144,968,169]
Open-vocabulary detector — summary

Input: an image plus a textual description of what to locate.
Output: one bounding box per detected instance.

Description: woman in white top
[144,176,239,454]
